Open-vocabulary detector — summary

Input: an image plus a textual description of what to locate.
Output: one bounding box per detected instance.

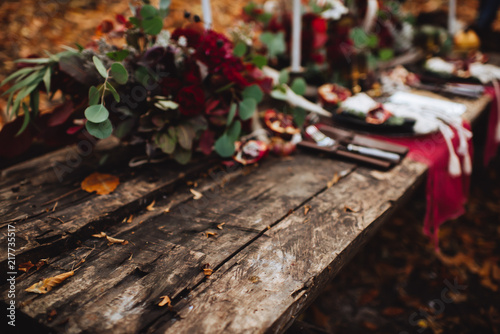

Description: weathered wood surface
[0,90,491,333]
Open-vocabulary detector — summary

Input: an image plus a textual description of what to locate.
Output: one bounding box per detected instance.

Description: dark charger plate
[332,111,416,136]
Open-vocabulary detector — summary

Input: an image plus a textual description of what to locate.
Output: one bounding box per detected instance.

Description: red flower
[177,85,205,117]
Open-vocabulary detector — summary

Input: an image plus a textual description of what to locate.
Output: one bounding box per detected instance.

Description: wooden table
[0,92,492,333]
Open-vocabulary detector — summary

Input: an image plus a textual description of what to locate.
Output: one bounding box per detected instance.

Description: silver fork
[305,125,336,147]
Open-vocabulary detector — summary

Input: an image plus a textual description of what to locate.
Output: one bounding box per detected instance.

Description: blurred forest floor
[1,1,500,332]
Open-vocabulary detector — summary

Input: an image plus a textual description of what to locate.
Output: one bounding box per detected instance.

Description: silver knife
[347,144,401,163]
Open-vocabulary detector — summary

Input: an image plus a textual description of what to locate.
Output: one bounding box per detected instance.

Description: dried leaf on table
[92,232,128,245]
[190,188,203,200]
[25,271,74,294]
[81,172,119,195]
[146,200,156,211]
[19,261,34,273]
[327,172,340,188]
[158,295,172,307]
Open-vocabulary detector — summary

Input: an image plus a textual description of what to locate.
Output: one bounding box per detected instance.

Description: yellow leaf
[304,205,311,215]
[190,189,203,200]
[25,271,74,294]
[19,261,34,273]
[81,172,120,195]
[146,200,156,211]
[158,295,171,307]
[217,222,225,230]
[92,232,128,245]
[327,172,340,188]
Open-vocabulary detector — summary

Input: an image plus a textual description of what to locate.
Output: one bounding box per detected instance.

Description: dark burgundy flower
[171,25,204,47]
[177,85,205,117]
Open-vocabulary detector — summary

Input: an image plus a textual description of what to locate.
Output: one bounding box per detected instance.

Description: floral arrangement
[0,2,274,163]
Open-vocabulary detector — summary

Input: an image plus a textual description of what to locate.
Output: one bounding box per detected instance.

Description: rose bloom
[177,85,205,117]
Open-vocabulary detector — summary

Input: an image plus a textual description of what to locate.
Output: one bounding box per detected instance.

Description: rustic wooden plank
[0,154,217,282]
[156,159,427,334]
[4,155,355,333]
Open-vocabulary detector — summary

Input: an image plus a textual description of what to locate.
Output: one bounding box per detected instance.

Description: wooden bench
[0,92,492,333]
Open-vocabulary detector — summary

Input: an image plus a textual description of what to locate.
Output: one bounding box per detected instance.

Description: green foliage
[93,56,108,78]
[84,104,109,123]
[259,31,286,58]
[238,98,257,121]
[110,63,128,85]
[278,69,289,85]
[233,42,248,57]
[107,50,130,62]
[291,77,306,95]
[251,55,267,69]
[242,85,263,103]
[86,119,113,139]
[214,133,235,158]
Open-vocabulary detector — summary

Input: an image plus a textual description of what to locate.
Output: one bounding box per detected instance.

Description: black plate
[332,111,416,135]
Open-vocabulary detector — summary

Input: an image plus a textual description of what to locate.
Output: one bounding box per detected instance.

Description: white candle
[201,0,212,30]
[291,0,302,73]
[448,0,456,34]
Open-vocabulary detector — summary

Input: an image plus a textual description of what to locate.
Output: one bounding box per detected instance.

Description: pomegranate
[264,110,300,139]
[317,83,352,108]
[269,137,296,157]
[233,140,268,165]
[366,106,393,125]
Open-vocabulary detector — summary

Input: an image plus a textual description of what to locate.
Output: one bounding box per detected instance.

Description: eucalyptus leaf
[270,89,288,101]
[291,107,307,128]
[93,56,108,78]
[278,69,289,85]
[233,42,248,57]
[227,120,241,142]
[110,63,128,85]
[106,82,120,102]
[176,124,195,150]
[89,86,100,105]
[238,98,257,121]
[159,0,171,17]
[214,133,235,158]
[242,85,263,103]
[143,17,163,35]
[155,131,177,154]
[106,50,130,62]
[259,31,286,58]
[227,102,237,125]
[291,77,306,96]
[84,104,109,123]
[86,119,113,139]
[113,119,136,139]
[141,4,158,19]
[173,147,192,165]
[252,55,267,69]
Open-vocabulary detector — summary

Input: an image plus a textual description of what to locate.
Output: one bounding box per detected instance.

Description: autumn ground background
[1,0,500,333]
